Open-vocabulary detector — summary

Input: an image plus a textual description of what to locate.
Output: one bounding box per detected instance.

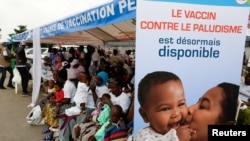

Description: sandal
[42,127,51,134]
[43,134,54,141]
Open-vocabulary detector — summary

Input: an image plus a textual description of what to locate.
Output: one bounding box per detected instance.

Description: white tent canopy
[40,19,136,46]
[12,0,136,107]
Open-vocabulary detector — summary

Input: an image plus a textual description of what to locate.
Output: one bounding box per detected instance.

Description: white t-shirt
[65,81,89,117]
[110,91,131,114]
[85,85,109,109]
[73,82,89,107]
[63,80,77,103]
[131,127,179,141]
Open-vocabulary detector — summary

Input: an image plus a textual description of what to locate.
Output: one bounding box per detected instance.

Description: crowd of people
[37,44,135,141]
[0,42,135,141]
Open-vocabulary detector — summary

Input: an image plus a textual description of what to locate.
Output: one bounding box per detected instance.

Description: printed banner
[134,0,249,139]
[12,0,136,41]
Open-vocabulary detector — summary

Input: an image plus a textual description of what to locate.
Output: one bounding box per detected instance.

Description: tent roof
[12,0,136,47]
[40,18,136,46]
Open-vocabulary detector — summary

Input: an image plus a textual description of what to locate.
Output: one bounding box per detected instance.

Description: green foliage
[14,25,27,34]
[7,25,27,42]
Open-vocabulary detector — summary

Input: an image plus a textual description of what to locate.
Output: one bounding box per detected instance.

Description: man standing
[0,44,15,89]
[88,45,100,77]
[15,42,29,96]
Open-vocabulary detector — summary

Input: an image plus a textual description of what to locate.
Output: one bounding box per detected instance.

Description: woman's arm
[80,103,86,113]
[57,98,71,106]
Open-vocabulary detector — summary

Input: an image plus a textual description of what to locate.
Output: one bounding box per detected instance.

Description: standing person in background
[0,43,15,89]
[15,42,29,96]
[49,48,58,68]
[123,50,132,66]
[85,45,94,77]
[68,47,77,62]
[89,46,100,77]
[77,45,85,60]
[110,49,124,63]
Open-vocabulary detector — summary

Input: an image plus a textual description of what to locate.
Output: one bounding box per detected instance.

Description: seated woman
[106,76,131,115]
[73,71,110,122]
[64,71,90,117]
[59,71,109,141]
[56,68,77,141]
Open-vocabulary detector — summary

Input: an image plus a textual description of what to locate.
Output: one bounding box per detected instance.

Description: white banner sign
[134,0,249,137]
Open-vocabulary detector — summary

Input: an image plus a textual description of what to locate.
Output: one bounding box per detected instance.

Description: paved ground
[0,75,48,141]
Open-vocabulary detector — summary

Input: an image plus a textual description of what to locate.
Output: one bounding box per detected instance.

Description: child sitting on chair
[53,81,65,118]
[94,104,128,141]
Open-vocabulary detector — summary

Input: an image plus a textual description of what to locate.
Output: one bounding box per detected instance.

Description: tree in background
[13,25,27,34]
[8,25,30,54]
[10,25,28,47]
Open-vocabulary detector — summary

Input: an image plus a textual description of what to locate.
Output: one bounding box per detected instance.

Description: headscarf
[97,71,108,86]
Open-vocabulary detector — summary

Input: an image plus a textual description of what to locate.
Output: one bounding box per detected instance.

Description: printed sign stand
[134,0,249,140]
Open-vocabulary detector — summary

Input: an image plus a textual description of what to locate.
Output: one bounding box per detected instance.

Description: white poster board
[134,0,249,135]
